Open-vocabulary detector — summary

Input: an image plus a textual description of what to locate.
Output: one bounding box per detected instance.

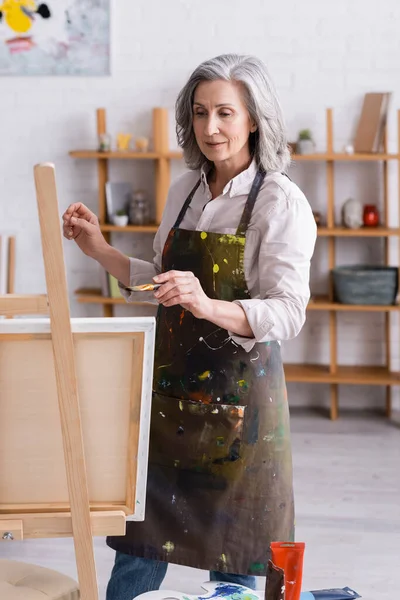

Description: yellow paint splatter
[198,370,211,381]
[220,553,227,564]
[179,401,184,411]
[200,231,207,239]
[213,264,220,273]
[223,258,228,264]
[219,234,245,246]
[238,379,247,387]
[162,541,175,553]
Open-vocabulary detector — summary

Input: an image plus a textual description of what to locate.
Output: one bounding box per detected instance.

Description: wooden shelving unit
[69,107,181,317]
[69,106,400,419]
[289,108,400,419]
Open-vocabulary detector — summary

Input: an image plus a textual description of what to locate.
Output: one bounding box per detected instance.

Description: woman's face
[192,79,256,167]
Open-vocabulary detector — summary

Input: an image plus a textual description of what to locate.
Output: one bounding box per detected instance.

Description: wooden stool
[0,559,79,600]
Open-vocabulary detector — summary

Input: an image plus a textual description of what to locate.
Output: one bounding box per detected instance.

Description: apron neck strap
[173,168,266,234]
[173,179,201,229]
[235,169,266,236]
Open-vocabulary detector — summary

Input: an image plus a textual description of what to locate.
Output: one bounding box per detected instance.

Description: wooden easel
[0,164,155,600]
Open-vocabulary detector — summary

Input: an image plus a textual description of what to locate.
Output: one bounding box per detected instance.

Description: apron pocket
[150,393,247,474]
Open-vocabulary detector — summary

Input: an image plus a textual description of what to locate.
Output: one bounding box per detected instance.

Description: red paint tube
[270,541,305,600]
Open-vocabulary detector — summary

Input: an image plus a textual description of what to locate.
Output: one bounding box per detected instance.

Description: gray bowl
[332,265,399,305]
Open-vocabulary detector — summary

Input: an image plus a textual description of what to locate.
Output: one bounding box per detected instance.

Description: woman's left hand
[153,270,213,320]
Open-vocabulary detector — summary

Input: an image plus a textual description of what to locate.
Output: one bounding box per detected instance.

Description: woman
[63,54,316,598]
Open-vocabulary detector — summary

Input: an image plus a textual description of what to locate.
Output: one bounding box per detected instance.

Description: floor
[1,409,399,600]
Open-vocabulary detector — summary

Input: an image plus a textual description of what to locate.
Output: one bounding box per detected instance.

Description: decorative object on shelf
[116,133,132,151]
[112,210,129,227]
[129,190,150,225]
[312,211,322,227]
[98,132,112,152]
[297,129,315,155]
[354,92,391,153]
[363,204,379,227]
[332,265,398,305]
[343,144,354,154]
[105,181,132,222]
[341,197,363,229]
[135,137,150,152]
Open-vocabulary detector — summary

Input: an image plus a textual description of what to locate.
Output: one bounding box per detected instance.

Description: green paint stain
[250,561,265,572]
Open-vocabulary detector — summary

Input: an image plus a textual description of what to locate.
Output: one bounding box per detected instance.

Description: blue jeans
[106,552,257,600]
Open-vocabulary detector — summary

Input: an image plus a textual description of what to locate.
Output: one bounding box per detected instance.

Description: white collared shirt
[120,160,317,352]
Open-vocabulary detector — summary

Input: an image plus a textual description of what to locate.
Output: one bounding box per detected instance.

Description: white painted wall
[1,0,399,411]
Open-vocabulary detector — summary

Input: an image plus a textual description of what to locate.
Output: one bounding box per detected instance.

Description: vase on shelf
[129,191,150,225]
[342,197,363,229]
[363,204,379,227]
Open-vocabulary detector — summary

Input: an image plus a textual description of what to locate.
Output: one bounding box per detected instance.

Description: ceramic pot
[297,139,314,155]
[113,214,129,227]
[342,198,363,229]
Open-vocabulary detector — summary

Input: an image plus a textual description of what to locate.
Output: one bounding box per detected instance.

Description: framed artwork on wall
[0,0,110,75]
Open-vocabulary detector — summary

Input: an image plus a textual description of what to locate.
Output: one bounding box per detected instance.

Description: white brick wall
[1,0,399,410]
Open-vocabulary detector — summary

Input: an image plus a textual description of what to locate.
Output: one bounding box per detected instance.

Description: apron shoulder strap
[173,179,201,229]
[236,169,266,236]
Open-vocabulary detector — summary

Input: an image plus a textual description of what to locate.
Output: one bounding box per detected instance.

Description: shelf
[101,224,400,236]
[308,295,400,312]
[100,224,158,233]
[285,364,400,385]
[69,150,183,160]
[291,152,399,161]
[74,288,151,307]
[317,226,400,237]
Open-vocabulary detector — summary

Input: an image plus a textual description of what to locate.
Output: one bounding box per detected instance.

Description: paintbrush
[126,283,162,292]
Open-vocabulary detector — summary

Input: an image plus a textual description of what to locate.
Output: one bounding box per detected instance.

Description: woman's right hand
[62,202,107,259]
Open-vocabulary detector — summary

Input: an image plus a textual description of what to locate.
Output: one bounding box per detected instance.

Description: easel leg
[34,163,99,600]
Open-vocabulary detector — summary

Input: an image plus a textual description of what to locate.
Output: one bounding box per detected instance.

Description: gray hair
[175,54,291,173]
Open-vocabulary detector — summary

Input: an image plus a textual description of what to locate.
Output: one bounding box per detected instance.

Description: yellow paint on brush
[213,264,220,273]
[198,370,211,381]
[200,231,207,239]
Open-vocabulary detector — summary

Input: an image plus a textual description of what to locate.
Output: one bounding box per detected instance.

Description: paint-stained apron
[107,170,294,576]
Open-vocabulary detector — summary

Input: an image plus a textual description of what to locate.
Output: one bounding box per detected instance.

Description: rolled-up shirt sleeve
[118,228,163,304]
[229,190,317,352]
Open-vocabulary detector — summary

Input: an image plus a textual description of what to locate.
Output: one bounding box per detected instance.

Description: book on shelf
[354,92,392,153]
[0,234,15,295]
[100,266,123,298]
[105,181,133,221]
